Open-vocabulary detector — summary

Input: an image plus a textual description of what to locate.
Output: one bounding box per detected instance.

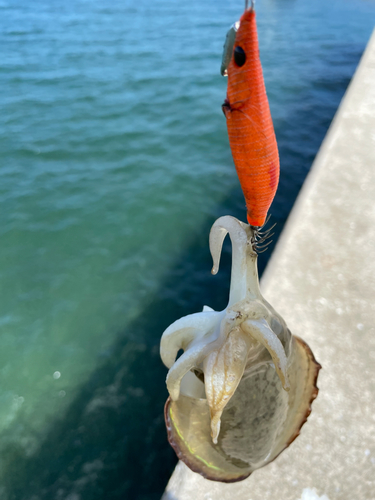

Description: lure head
[220,2,256,77]
[226,6,260,106]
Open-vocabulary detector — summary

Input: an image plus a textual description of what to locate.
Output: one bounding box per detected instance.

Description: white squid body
[160,216,320,482]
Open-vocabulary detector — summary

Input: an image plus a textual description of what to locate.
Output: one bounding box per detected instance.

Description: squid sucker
[160,216,320,482]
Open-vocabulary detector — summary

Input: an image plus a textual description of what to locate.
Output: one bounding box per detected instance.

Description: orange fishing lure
[222,3,279,228]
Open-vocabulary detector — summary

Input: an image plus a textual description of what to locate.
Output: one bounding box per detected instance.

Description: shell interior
[165,336,320,482]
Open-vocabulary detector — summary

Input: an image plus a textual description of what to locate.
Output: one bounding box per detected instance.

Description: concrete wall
[162,27,375,500]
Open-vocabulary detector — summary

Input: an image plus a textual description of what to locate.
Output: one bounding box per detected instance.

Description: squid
[160,216,320,482]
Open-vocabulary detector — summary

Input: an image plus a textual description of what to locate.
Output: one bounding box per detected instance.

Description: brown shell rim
[271,335,321,462]
[164,335,321,483]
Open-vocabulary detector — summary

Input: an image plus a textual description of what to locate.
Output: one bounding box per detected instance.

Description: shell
[160,216,320,482]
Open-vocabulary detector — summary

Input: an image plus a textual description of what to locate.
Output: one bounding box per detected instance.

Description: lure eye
[234,46,246,67]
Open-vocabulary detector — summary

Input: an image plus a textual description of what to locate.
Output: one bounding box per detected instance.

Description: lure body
[223,7,279,227]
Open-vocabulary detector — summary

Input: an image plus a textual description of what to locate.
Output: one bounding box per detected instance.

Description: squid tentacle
[242,317,290,390]
[160,311,221,368]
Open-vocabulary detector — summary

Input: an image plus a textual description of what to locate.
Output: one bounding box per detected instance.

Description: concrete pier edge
[162,28,375,500]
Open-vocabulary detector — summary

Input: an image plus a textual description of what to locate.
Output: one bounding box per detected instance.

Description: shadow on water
[0,46,362,500]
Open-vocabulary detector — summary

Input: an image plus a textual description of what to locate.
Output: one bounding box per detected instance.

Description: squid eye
[234,46,246,67]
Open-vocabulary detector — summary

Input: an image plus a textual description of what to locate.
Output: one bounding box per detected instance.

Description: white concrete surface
[162,27,375,500]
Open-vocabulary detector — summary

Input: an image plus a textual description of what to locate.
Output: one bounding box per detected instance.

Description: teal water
[1,0,375,498]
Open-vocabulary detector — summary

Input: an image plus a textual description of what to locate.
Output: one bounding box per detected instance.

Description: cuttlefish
[160,216,320,482]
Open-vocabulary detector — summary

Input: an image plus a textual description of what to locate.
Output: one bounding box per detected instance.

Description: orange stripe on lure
[221,1,279,228]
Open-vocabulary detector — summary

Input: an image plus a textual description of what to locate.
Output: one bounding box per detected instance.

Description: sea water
[0,0,374,498]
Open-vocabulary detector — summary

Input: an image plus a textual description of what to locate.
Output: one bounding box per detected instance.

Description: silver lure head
[220,21,240,77]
